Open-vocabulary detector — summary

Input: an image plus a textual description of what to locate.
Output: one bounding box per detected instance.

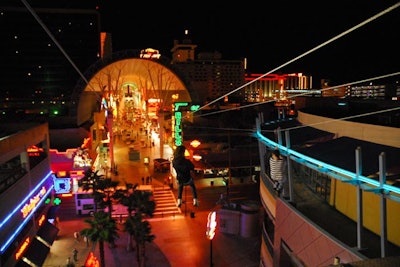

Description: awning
[36,221,59,246]
[16,238,50,267]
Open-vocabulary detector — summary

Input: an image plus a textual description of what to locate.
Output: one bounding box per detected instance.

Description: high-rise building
[0,1,101,101]
[170,31,245,105]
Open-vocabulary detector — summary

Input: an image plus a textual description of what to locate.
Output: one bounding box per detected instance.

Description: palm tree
[112,183,156,253]
[78,169,119,214]
[78,169,105,212]
[124,213,155,267]
[96,177,120,216]
[80,211,119,267]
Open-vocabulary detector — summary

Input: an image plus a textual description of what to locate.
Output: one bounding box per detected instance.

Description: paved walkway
[43,129,261,267]
[44,210,260,267]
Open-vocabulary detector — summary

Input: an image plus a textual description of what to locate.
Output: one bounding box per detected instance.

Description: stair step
[152,186,181,216]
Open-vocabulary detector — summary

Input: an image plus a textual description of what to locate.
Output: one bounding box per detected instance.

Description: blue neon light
[255,131,400,196]
[0,172,53,253]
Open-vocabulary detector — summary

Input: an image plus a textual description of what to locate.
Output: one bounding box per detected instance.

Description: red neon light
[38,214,46,226]
[15,237,30,260]
[244,73,288,81]
[27,145,44,152]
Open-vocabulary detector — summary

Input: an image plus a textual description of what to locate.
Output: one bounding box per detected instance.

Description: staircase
[152,186,181,217]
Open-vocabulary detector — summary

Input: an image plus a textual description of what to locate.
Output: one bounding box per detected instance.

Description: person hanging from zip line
[172,145,199,207]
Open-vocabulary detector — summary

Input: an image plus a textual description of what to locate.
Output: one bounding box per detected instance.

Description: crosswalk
[152,186,181,217]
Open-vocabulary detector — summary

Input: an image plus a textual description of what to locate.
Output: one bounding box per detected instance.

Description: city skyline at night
[1,1,398,100]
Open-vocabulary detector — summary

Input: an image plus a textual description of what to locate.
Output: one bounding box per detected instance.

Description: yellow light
[184,149,190,157]
[190,140,201,148]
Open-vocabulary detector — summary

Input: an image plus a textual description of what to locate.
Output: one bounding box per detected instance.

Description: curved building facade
[256,111,400,266]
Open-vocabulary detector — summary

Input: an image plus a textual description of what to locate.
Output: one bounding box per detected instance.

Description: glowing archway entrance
[77,58,191,126]
[76,57,191,163]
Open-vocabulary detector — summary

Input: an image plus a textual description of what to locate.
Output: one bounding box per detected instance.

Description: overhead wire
[21,0,102,102]
[193,2,400,123]
[20,0,399,132]
[193,72,400,118]
[193,71,400,136]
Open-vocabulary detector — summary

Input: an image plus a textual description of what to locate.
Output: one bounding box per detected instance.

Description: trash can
[217,208,240,235]
[240,201,261,238]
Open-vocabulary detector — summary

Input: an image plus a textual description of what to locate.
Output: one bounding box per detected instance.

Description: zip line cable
[193,72,400,118]
[21,0,399,132]
[194,2,400,114]
[192,72,400,137]
[21,0,101,102]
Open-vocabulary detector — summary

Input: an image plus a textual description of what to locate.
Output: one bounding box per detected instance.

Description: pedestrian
[172,145,198,207]
[269,149,288,197]
[141,177,145,184]
[72,248,78,261]
[73,231,80,241]
[83,235,89,247]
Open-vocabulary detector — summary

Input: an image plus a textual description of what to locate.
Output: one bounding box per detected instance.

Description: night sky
[4,0,400,87]
[99,1,400,85]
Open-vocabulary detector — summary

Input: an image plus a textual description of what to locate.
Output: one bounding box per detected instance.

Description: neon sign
[173,102,189,146]
[53,177,71,194]
[27,145,44,156]
[1,173,53,253]
[15,237,30,260]
[38,214,46,226]
[174,111,183,146]
[21,186,47,218]
[206,211,217,240]
[140,48,161,59]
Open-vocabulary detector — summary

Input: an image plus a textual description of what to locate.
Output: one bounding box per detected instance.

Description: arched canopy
[77,58,190,125]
